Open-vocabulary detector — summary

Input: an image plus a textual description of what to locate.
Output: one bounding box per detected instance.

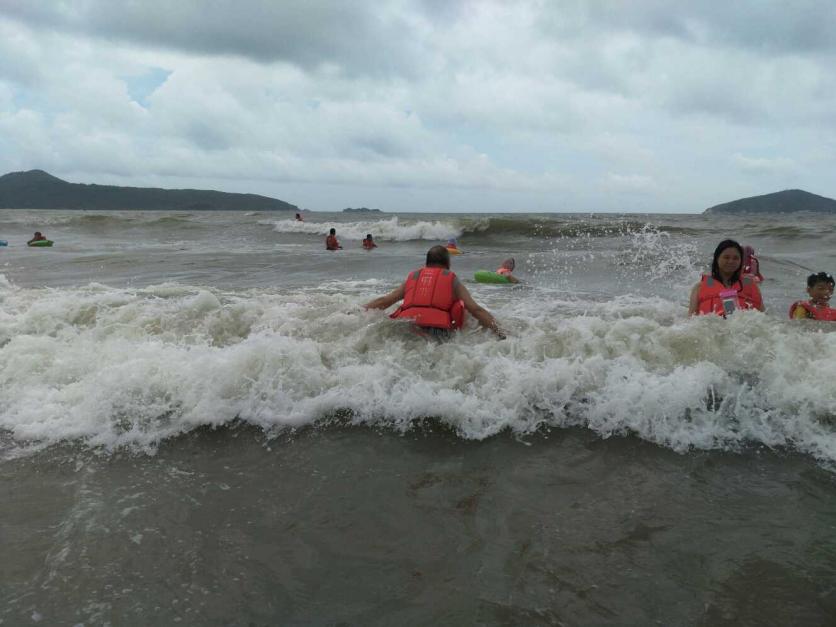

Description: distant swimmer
[789,272,835,321]
[362,234,377,249]
[495,258,520,283]
[27,231,49,246]
[446,238,462,255]
[688,239,764,317]
[742,245,764,282]
[295,212,304,222]
[325,227,342,251]
[365,245,505,338]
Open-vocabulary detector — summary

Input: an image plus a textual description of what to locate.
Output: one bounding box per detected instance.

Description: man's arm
[454,281,504,338]
[364,284,405,310]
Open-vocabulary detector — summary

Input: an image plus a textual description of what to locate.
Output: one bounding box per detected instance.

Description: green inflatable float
[474,270,511,284]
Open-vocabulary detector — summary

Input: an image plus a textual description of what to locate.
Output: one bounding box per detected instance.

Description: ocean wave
[265,216,462,241]
[1,280,834,466]
[264,215,701,244]
[0,211,199,229]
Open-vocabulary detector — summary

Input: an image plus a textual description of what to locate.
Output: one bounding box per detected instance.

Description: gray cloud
[0,1,429,76]
[1,1,836,212]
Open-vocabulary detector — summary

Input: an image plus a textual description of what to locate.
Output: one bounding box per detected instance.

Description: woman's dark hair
[807,271,835,288]
[711,239,744,283]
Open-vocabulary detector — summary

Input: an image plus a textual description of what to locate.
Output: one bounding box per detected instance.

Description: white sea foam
[1,279,835,466]
[265,216,462,241]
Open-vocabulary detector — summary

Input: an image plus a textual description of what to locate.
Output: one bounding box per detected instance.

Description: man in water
[27,231,47,245]
[365,245,505,338]
[295,212,304,222]
[325,228,342,250]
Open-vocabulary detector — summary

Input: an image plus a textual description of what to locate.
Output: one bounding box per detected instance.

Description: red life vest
[696,274,762,317]
[362,239,376,249]
[391,267,465,330]
[788,301,836,321]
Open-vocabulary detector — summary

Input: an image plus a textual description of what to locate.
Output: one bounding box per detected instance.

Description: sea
[1,208,835,626]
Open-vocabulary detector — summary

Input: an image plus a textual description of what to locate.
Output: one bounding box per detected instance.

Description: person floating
[789,272,835,321]
[446,238,462,255]
[742,245,764,282]
[495,258,520,284]
[688,239,764,317]
[365,245,504,338]
[295,212,304,222]
[325,227,342,251]
[362,234,377,249]
[27,231,48,245]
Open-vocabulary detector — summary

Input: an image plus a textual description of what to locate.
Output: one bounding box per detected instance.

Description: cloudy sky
[1,1,835,213]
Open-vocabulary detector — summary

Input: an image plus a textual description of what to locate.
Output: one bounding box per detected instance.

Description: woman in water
[688,239,764,316]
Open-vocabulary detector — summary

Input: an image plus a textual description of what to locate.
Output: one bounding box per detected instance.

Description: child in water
[789,272,835,320]
[27,231,47,245]
[496,258,520,283]
[362,234,377,249]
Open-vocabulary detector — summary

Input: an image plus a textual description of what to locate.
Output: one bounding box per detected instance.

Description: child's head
[807,272,834,305]
[329,228,336,235]
[366,234,373,240]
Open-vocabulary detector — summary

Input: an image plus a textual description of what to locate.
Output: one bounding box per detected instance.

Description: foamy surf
[1,276,834,466]
[265,216,463,241]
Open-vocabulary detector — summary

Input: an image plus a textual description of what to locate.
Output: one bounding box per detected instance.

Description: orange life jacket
[788,301,836,321]
[697,274,761,317]
[326,235,340,250]
[496,267,512,276]
[391,267,465,330]
[362,239,376,249]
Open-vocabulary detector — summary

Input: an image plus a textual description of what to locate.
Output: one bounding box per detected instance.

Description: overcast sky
[1,1,835,213]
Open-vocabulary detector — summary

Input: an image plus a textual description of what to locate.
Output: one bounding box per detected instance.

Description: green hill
[704,189,836,215]
[0,170,298,211]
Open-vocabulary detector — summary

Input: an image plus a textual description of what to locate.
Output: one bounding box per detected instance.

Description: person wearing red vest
[742,244,764,282]
[362,234,377,249]
[364,245,504,338]
[325,227,342,251]
[789,272,835,321]
[688,239,764,317]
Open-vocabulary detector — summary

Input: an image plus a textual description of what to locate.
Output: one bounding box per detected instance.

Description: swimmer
[325,228,342,251]
[688,239,764,316]
[362,234,377,249]
[365,245,504,338]
[27,231,47,245]
[446,238,462,255]
[295,212,304,222]
[742,245,764,282]
[789,272,835,320]
[495,258,520,283]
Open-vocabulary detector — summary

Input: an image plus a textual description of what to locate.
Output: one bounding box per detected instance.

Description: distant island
[704,189,836,215]
[0,170,299,211]
[343,207,382,213]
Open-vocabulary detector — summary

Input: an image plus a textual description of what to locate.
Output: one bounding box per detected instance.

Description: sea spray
[2,277,834,465]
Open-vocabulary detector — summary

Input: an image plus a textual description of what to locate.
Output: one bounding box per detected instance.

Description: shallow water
[1,209,835,623]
